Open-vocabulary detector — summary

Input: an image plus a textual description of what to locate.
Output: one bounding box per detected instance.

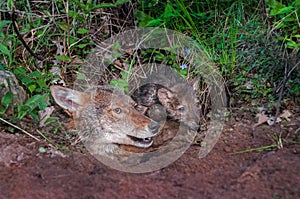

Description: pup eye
[195,101,200,107]
[113,108,122,114]
[178,106,185,112]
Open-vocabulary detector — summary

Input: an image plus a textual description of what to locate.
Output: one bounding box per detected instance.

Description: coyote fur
[132,81,200,130]
[50,85,160,155]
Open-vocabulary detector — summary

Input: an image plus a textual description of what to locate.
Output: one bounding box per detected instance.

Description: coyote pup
[132,81,200,130]
[51,85,160,155]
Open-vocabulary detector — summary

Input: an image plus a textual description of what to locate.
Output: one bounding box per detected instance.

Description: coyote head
[157,82,200,130]
[51,85,160,154]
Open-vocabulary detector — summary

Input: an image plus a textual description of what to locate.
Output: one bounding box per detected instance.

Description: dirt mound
[0,116,299,198]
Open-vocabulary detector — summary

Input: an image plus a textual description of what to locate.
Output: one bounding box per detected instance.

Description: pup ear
[50,85,90,112]
[157,87,178,112]
[157,87,174,102]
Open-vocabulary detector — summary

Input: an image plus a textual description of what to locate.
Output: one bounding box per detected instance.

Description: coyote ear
[157,87,177,110]
[50,85,90,112]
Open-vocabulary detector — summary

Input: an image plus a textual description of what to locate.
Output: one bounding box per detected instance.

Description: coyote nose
[148,121,160,134]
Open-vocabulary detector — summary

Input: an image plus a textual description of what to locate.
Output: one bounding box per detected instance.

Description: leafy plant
[13,67,51,94]
[0,20,14,67]
[110,70,130,93]
[0,88,13,114]
[265,0,300,50]
[17,94,48,120]
[136,0,279,102]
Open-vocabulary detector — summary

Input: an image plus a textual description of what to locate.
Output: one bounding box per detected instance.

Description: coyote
[50,85,160,155]
[132,81,200,130]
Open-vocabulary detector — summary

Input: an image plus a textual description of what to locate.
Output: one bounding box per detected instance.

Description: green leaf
[77,28,89,34]
[0,44,11,56]
[0,92,13,114]
[0,20,11,37]
[104,58,114,65]
[57,22,69,31]
[38,147,46,153]
[0,44,12,66]
[286,40,299,49]
[179,69,188,76]
[21,77,33,86]
[115,0,130,6]
[55,55,71,61]
[112,52,122,59]
[76,73,86,79]
[134,11,154,27]
[13,67,27,76]
[87,0,129,9]
[270,6,293,16]
[29,71,42,78]
[145,19,163,27]
[78,43,88,48]
[113,42,121,51]
[17,94,48,119]
[120,71,129,79]
[164,4,175,21]
[68,10,85,22]
[90,3,117,10]
[28,84,36,93]
[109,79,128,93]
[44,117,59,125]
[294,34,300,38]
[7,0,14,10]
[0,20,11,29]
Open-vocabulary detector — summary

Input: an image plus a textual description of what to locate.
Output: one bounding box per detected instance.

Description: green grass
[136,0,299,103]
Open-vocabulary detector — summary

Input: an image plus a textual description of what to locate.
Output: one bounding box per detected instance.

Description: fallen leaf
[280,110,293,120]
[253,112,269,127]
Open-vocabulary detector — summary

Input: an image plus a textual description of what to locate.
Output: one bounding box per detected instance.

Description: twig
[0,117,41,141]
[11,8,43,61]
[0,9,38,16]
[36,129,56,146]
[276,60,300,93]
[274,55,300,125]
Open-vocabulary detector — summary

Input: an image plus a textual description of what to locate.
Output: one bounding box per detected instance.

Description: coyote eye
[195,101,200,107]
[113,108,122,114]
[178,106,185,112]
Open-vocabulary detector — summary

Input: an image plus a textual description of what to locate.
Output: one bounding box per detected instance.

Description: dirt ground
[0,108,299,199]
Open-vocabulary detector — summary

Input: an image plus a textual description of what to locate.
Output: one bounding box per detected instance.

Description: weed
[265,0,300,50]
[110,70,130,93]
[136,0,300,103]
[230,144,278,154]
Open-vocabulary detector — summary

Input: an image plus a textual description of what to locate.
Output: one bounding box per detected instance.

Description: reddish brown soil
[0,111,299,199]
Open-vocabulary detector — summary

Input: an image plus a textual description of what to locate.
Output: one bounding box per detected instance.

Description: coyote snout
[50,85,160,155]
